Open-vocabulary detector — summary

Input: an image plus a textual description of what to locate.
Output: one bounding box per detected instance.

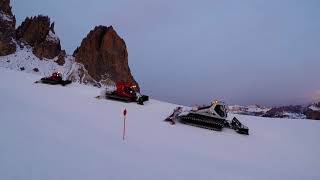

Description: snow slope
[0,44,74,77]
[0,44,111,87]
[0,67,320,180]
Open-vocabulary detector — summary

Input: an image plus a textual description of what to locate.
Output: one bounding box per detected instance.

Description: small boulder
[55,50,66,66]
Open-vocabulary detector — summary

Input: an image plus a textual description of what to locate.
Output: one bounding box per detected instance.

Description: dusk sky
[13,0,320,106]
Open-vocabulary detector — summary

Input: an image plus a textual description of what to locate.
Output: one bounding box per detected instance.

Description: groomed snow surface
[0,67,319,180]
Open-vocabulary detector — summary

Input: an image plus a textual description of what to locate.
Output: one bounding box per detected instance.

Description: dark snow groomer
[165,100,249,135]
[103,81,149,105]
[35,72,72,86]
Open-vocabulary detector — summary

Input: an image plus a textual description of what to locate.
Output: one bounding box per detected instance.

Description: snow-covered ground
[0,44,74,77]
[0,67,320,180]
[0,44,111,87]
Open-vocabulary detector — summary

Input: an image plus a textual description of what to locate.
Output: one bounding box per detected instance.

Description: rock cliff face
[16,15,61,59]
[0,0,16,56]
[74,26,138,88]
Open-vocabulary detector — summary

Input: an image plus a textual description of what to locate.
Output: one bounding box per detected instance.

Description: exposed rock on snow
[0,45,73,78]
[74,26,139,89]
[310,102,320,110]
[0,44,110,88]
[46,30,59,43]
[0,0,16,56]
[55,50,66,66]
[305,102,320,120]
[66,62,102,87]
[16,15,62,59]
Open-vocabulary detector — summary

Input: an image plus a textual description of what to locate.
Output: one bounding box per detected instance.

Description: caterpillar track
[180,114,225,131]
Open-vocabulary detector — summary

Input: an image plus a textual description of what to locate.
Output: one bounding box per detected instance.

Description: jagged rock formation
[16,15,61,59]
[74,25,138,88]
[0,0,16,56]
[2,1,140,90]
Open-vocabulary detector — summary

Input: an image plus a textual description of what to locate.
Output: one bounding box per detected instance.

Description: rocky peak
[0,0,13,15]
[16,15,62,59]
[0,0,16,56]
[74,25,138,88]
[16,15,50,46]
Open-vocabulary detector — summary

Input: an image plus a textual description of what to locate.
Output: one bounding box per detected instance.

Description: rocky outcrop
[66,63,101,87]
[304,102,320,120]
[33,30,61,59]
[304,109,320,120]
[16,15,61,59]
[55,50,66,66]
[74,25,138,88]
[0,0,16,56]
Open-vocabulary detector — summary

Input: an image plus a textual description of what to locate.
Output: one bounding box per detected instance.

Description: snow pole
[123,109,127,140]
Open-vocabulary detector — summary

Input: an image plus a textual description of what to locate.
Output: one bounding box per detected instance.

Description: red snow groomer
[35,72,72,86]
[105,81,149,105]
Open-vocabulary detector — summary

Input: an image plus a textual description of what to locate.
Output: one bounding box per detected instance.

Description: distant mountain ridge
[229,102,320,120]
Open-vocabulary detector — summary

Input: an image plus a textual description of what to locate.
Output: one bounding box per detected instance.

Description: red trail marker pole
[123,109,127,140]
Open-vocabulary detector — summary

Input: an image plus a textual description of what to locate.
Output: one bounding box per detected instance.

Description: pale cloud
[312,90,320,102]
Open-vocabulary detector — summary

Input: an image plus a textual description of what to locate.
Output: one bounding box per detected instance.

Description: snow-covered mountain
[0,43,102,87]
[229,104,320,120]
[1,67,320,180]
[228,104,270,116]
[0,43,74,77]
